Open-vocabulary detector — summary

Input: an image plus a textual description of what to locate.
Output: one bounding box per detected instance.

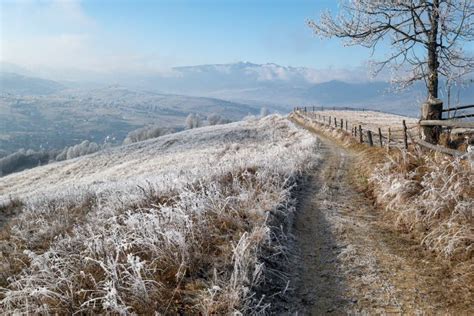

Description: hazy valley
[0,76,261,154]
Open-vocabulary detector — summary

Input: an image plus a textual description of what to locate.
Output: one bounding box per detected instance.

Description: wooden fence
[293,106,473,158]
[442,104,474,120]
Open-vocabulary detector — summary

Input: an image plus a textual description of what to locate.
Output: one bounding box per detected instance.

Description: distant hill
[63,86,260,119]
[0,85,261,154]
[0,62,35,76]
[0,72,66,95]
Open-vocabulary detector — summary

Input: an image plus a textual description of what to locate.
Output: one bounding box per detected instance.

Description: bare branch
[307,0,474,99]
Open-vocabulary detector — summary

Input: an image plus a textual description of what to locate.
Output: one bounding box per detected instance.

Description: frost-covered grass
[291,112,473,263]
[0,115,319,314]
[370,149,473,260]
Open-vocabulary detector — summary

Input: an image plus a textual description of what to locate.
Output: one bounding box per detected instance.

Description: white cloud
[0,0,174,79]
[300,66,373,83]
[245,64,292,81]
[241,62,374,84]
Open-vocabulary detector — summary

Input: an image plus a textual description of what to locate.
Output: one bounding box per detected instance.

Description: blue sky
[2,0,472,80]
[79,0,371,67]
[1,0,374,73]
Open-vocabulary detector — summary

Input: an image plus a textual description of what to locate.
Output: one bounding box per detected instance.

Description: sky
[1,0,473,82]
[0,0,375,75]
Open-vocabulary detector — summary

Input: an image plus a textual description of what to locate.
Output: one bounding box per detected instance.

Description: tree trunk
[427,0,440,100]
[420,98,443,144]
[422,0,442,144]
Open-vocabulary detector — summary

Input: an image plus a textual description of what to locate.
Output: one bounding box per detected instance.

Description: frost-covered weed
[0,115,318,314]
[370,151,473,260]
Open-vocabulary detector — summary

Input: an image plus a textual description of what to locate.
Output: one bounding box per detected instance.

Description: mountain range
[2,61,474,118]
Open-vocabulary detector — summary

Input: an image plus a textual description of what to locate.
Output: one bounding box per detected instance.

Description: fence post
[358,125,363,143]
[402,120,408,150]
[420,98,443,144]
[329,116,331,126]
[367,130,374,146]
[378,127,383,147]
[334,117,337,127]
[340,119,343,130]
[345,120,348,131]
[387,128,391,152]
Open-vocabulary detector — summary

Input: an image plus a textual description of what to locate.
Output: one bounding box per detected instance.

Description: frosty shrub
[56,140,102,161]
[185,113,202,129]
[0,115,318,314]
[123,126,173,144]
[207,113,231,126]
[207,113,222,125]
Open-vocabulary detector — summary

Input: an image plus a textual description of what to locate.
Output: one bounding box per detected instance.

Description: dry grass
[1,172,274,314]
[370,150,473,260]
[0,115,319,314]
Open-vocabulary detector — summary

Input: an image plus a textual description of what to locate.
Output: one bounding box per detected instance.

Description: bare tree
[185,113,202,129]
[308,0,474,142]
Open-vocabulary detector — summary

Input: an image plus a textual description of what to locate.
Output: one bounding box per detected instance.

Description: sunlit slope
[0,115,318,314]
[0,115,308,202]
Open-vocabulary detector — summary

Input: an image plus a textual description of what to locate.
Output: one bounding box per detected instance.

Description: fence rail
[419,120,474,129]
[441,104,474,112]
[442,104,474,120]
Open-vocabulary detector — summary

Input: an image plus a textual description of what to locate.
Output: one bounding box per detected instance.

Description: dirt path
[285,131,473,314]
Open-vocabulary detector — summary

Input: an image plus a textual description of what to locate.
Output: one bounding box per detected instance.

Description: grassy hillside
[0,115,318,314]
